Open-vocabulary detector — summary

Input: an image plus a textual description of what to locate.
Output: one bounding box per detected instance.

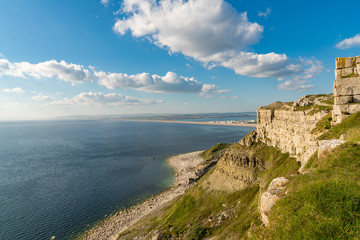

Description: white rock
[259,177,289,227]
[318,140,345,158]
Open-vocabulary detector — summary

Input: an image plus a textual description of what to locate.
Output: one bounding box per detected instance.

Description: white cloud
[200,84,230,98]
[277,57,322,91]
[0,58,224,96]
[32,94,54,101]
[96,71,227,97]
[277,80,313,92]
[216,51,302,77]
[100,0,110,6]
[0,59,94,85]
[50,92,164,106]
[219,95,238,99]
[258,8,271,17]
[2,87,25,93]
[0,53,4,58]
[336,34,360,49]
[113,0,311,78]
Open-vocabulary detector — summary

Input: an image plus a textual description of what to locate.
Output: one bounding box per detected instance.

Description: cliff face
[205,144,266,192]
[256,96,331,167]
[333,56,360,124]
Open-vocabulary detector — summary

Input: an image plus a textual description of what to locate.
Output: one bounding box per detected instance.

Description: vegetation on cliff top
[251,142,360,239]
[249,114,360,239]
[318,111,360,142]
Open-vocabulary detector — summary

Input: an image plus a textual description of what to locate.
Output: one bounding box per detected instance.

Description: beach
[120,119,256,127]
[79,150,206,240]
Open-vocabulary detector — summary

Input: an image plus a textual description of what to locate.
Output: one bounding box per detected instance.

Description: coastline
[119,119,256,127]
[79,150,205,240]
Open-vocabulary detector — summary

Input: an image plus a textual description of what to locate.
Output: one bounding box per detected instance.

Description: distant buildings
[209,120,256,124]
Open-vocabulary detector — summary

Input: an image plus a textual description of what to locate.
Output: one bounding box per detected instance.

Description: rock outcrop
[256,96,331,167]
[333,56,360,124]
[259,177,289,226]
[318,139,345,158]
[204,144,266,192]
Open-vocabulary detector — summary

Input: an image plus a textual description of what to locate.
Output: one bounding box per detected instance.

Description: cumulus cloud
[113,0,312,79]
[50,92,164,106]
[200,84,230,98]
[0,58,224,96]
[277,58,323,91]
[96,71,212,94]
[32,94,54,101]
[2,87,25,93]
[0,59,94,85]
[336,34,360,49]
[258,8,271,17]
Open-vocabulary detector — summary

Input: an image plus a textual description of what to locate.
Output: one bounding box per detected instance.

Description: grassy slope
[119,111,360,240]
[117,143,299,240]
[250,113,360,239]
[318,112,360,141]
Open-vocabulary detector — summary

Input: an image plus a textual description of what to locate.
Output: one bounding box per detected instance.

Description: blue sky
[0,0,359,120]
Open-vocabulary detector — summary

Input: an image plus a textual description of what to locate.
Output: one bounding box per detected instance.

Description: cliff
[83,57,360,240]
[256,95,332,167]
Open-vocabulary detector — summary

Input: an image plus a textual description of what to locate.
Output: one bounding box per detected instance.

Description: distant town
[208,120,257,124]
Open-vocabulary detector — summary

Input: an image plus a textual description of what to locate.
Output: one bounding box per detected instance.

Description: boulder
[318,140,345,158]
[293,96,312,108]
[259,177,289,227]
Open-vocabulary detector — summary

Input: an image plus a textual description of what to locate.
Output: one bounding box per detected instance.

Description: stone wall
[333,56,360,124]
[256,107,328,167]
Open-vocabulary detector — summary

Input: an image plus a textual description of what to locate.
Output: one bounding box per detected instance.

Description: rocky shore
[79,151,205,240]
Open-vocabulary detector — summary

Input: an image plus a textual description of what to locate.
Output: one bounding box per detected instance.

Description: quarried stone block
[334,96,353,105]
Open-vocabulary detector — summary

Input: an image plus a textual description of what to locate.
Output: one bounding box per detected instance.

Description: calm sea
[0,120,254,240]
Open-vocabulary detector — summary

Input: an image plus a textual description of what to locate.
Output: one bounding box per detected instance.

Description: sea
[0,119,255,240]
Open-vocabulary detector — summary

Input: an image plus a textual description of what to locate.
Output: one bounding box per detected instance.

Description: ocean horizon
[0,119,254,240]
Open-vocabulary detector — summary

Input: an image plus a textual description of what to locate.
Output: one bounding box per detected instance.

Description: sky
[0,0,359,120]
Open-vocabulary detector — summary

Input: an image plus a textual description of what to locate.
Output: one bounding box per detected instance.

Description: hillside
[115,104,360,240]
[112,56,360,239]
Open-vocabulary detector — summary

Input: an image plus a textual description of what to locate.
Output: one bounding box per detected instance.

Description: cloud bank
[336,34,360,49]
[0,58,225,96]
[51,92,164,106]
[113,0,318,80]
[2,87,25,93]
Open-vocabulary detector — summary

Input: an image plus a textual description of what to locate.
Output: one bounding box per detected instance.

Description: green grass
[311,112,332,134]
[318,112,360,141]
[117,142,299,240]
[253,143,360,239]
[343,73,359,78]
[293,104,333,115]
[200,143,232,163]
[117,112,360,239]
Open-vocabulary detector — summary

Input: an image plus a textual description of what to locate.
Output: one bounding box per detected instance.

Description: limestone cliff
[256,95,332,167]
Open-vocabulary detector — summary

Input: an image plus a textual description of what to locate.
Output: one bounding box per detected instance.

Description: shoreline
[79,150,205,240]
[120,119,256,127]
